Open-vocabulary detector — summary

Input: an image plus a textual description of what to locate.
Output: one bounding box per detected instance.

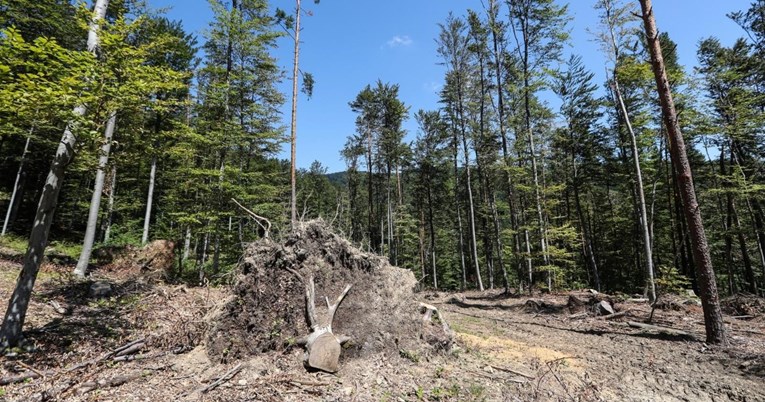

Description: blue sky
[153,0,750,173]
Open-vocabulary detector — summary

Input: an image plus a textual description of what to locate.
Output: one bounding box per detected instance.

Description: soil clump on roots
[205,220,448,364]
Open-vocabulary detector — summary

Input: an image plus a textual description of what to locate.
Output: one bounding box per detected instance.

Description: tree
[276,0,319,229]
[437,15,483,291]
[507,0,570,290]
[639,0,727,345]
[595,0,656,301]
[0,0,110,348]
[553,54,604,291]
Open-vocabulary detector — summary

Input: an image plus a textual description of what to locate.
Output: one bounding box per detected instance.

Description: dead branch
[199,363,244,394]
[115,342,145,357]
[627,321,693,338]
[231,198,271,238]
[599,310,631,320]
[0,371,44,385]
[490,365,536,379]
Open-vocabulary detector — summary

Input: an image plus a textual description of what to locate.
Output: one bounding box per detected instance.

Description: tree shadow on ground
[19,277,156,367]
[444,300,700,343]
[448,297,569,315]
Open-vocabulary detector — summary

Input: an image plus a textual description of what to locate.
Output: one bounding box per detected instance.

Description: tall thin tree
[0,0,110,348]
[639,0,727,345]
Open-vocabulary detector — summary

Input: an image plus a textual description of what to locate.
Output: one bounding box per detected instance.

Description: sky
[152,0,752,173]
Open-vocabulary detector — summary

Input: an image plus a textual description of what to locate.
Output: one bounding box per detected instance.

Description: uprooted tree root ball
[205,220,452,365]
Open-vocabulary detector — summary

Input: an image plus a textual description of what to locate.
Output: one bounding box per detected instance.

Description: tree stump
[297,275,352,373]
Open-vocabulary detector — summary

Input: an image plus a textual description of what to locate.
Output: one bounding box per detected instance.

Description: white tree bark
[2,134,31,236]
[103,165,117,243]
[141,155,157,245]
[75,112,117,277]
[1,0,110,347]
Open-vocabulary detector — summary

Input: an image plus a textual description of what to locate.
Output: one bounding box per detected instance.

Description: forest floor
[0,247,764,401]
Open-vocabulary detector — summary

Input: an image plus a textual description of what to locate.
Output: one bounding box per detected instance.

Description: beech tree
[0,0,110,348]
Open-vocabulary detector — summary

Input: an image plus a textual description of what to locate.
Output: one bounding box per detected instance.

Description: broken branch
[231,198,271,238]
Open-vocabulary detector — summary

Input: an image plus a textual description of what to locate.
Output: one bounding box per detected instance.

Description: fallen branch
[115,342,145,357]
[66,337,147,372]
[0,371,43,385]
[75,372,146,395]
[113,350,166,362]
[627,321,693,338]
[490,365,535,379]
[599,310,631,320]
[199,363,244,394]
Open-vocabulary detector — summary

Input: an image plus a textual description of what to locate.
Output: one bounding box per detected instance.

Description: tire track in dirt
[438,294,765,402]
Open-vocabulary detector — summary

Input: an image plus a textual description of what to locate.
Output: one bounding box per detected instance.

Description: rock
[567,295,586,313]
[686,289,698,298]
[596,300,615,316]
[89,281,113,298]
[237,380,247,386]
[342,387,354,396]
[587,289,599,295]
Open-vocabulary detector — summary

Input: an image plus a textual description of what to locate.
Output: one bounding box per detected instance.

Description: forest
[0,0,764,401]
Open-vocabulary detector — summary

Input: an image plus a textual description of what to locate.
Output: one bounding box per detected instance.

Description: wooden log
[0,371,42,385]
[627,321,693,338]
[115,342,145,357]
[299,275,352,373]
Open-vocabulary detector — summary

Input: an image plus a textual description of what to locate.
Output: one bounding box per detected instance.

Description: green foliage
[655,266,691,295]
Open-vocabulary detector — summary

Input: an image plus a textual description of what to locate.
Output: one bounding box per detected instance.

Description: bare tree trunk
[0,0,109,347]
[612,79,656,302]
[141,155,158,245]
[461,133,483,291]
[640,0,726,345]
[103,165,117,243]
[2,133,32,236]
[74,111,117,277]
[289,0,301,229]
[182,226,191,263]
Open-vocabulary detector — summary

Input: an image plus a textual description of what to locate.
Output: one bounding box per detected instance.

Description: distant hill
[326,171,348,188]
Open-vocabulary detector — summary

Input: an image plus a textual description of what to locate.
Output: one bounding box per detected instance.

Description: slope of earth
[0,254,763,401]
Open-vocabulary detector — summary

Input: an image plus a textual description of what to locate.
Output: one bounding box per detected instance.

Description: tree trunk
[102,165,116,243]
[182,225,191,263]
[2,134,32,236]
[612,78,656,302]
[461,132,483,291]
[639,0,726,345]
[1,0,109,347]
[289,0,301,228]
[74,111,117,278]
[141,155,158,245]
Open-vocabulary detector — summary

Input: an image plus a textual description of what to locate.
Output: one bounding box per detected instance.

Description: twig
[545,358,575,402]
[490,365,535,379]
[199,363,244,394]
[17,361,46,379]
[289,379,329,386]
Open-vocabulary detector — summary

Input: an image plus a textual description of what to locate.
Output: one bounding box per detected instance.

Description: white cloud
[386,35,413,48]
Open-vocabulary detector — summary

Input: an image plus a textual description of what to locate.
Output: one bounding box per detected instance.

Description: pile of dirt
[723,294,765,316]
[95,240,176,281]
[205,220,448,364]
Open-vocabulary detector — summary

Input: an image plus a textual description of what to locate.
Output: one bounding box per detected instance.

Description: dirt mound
[723,294,765,316]
[205,220,443,364]
[96,240,175,281]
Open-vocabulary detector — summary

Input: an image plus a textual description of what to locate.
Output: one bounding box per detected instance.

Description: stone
[89,281,113,298]
[597,300,615,316]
